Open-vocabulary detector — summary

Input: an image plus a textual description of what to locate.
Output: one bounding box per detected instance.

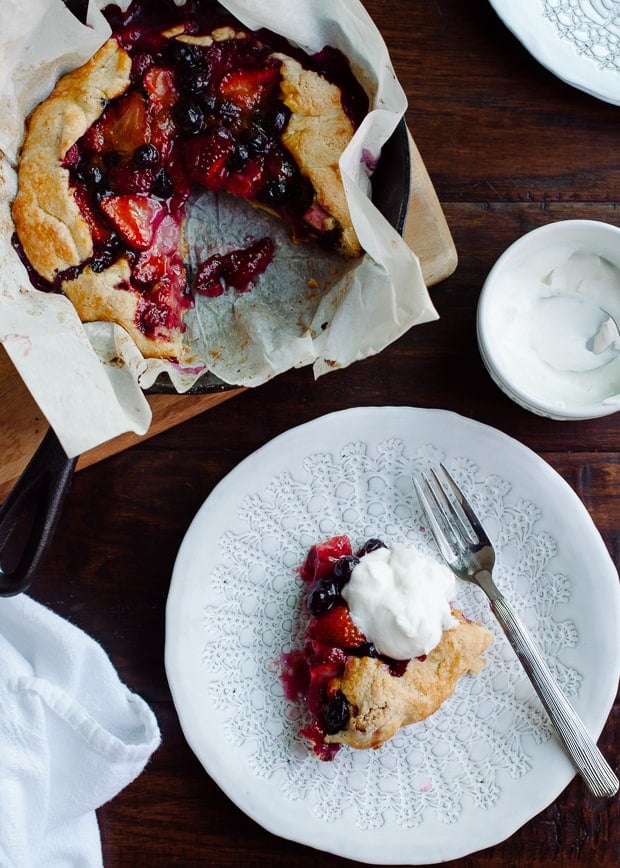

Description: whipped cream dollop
[484,249,620,409]
[341,543,458,659]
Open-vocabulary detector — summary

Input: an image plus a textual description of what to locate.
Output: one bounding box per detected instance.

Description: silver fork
[414,464,618,799]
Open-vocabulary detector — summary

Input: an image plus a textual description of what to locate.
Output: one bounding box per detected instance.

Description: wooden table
[10,1,619,864]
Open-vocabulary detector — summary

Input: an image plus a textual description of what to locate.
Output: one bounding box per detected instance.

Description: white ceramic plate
[489,0,620,106]
[165,407,620,864]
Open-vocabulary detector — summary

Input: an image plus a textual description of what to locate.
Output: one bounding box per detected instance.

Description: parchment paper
[0,0,437,457]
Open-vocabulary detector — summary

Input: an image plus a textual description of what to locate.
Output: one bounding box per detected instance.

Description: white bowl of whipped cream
[477,220,620,420]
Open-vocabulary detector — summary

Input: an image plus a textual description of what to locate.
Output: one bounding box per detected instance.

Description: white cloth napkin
[0,594,161,867]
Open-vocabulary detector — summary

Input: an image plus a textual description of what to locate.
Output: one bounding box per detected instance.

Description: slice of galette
[282,535,493,759]
[12,1,367,361]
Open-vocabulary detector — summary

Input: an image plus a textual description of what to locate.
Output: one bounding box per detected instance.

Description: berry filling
[13,0,368,356]
[195,237,275,296]
[283,534,416,760]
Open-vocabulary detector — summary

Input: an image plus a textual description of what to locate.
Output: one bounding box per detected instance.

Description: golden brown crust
[61,260,184,359]
[12,38,132,282]
[12,28,362,363]
[325,610,493,750]
[276,53,361,257]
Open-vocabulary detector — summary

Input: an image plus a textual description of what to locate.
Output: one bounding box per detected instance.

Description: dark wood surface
[27,1,619,865]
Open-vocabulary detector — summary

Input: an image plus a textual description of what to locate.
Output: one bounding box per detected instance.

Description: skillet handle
[0,428,77,596]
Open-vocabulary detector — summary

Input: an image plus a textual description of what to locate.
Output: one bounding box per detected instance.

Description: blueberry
[90,257,109,274]
[307,579,340,615]
[170,42,204,70]
[151,168,173,199]
[75,163,103,187]
[180,70,210,96]
[357,538,387,557]
[322,691,350,735]
[351,642,379,658]
[218,100,241,126]
[174,99,205,134]
[262,160,295,202]
[246,125,271,156]
[90,237,122,273]
[262,179,289,205]
[133,143,160,169]
[268,105,290,134]
[201,93,217,114]
[95,186,114,201]
[226,142,250,173]
[333,555,360,588]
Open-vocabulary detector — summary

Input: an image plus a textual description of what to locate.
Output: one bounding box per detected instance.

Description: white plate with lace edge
[489,0,620,106]
[165,407,620,864]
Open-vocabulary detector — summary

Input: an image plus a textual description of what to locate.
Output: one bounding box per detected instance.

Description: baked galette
[12,0,367,360]
[282,535,493,759]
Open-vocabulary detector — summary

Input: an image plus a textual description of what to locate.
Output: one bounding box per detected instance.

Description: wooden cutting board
[0,132,456,501]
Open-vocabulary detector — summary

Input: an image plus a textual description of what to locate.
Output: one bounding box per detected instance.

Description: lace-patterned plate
[165,407,620,864]
[489,0,620,105]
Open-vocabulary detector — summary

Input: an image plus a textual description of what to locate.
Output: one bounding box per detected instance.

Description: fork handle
[480,575,618,798]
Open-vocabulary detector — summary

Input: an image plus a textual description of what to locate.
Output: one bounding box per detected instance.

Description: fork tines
[414,464,487,559]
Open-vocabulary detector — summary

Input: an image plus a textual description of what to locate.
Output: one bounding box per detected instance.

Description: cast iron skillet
[0,20,411,594]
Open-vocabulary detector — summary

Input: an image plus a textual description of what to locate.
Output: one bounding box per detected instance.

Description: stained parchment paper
[0,0,437,457]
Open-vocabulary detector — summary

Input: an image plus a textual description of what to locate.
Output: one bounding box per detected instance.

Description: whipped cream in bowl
[342,542,458,659]
[477,220,620,420]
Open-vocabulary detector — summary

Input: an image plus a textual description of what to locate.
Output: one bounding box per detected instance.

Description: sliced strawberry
[133,252,167,286]
[152,211,183,255]
[161,140,191,199]
[306,650,348,687]
[223,156,265,199]
[98,90,151,160]
[300,535,353,582]
[219,63,281,112]
[143,67,178,158]
[133,212,185,285]
[309,604,366,649]
[133,247,186,289]
[184,129,235,190]
[99,195,163,251]
[108,166,156,195]
[206,38,270,85]
[72,185,112,247]
[143,66,178,103]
